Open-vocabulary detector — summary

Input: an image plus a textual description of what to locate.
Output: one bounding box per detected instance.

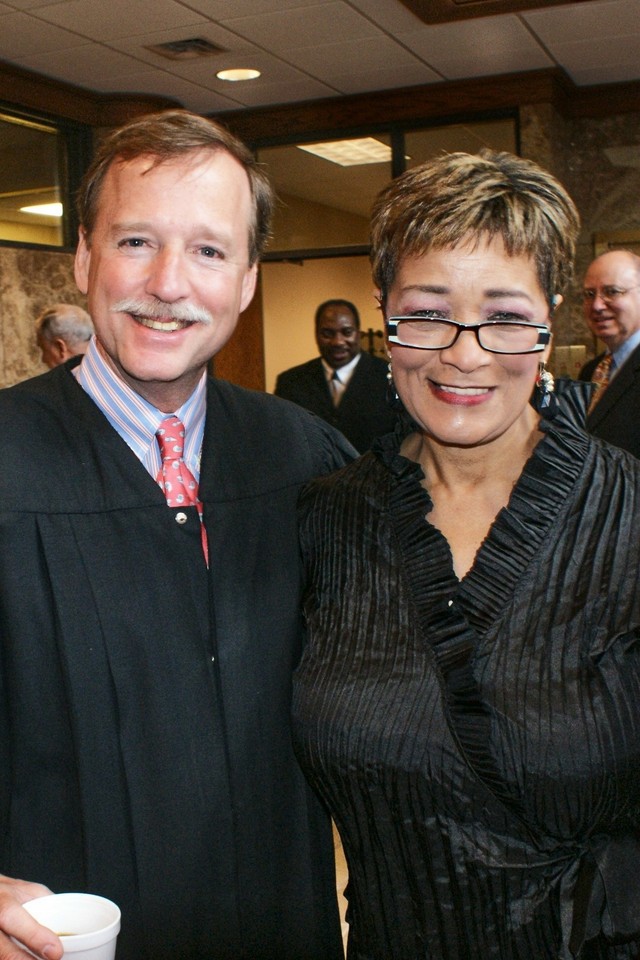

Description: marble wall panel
[521,104,640,370]
[0,246,86,388]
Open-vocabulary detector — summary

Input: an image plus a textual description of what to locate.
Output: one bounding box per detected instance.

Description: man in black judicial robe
[0,110,351,960]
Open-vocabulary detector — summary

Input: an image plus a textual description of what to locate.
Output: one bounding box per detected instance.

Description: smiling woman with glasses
[293,149,640,960]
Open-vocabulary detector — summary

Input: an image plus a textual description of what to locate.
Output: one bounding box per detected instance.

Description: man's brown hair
[77,109,273,265]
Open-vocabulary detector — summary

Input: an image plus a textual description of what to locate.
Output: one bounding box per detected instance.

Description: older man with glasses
[578,248,640,458]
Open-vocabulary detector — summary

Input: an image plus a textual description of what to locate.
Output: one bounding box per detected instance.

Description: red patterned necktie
[588,353,613,413]
[156,416,208,564]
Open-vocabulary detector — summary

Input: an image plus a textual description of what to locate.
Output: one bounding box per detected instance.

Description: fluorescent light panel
[298,137,392,167]
[20,202,63,217]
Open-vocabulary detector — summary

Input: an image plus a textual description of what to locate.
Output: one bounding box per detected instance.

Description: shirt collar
[73,336,207,478]
[321,351,361,385]
[612,328,640,371]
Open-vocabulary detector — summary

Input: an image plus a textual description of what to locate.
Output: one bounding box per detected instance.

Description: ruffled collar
[373,378,593,630]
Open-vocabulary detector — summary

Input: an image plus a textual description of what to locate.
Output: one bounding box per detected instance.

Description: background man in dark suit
[35,302,94,368]
[0,110,350,960]
[578,249,640,458]
[275,298,397,452]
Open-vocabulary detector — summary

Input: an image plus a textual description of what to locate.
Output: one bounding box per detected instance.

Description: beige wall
[273,191,370,250]
[0,220,62,245]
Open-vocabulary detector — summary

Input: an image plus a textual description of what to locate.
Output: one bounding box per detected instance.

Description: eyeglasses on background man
[582,285,640,305]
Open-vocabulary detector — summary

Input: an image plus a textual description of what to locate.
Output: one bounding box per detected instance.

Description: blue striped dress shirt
[73,336,206,483]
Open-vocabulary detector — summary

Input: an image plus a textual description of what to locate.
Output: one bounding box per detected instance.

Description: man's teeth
[136,316,189,332]
[439,384,489,396]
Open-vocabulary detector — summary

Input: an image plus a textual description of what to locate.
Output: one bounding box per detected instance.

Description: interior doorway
[262,254,385,392]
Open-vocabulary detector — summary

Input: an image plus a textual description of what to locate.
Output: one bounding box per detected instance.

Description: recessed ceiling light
[216,68,261,82]
[298,138,393,167]
[20,202,63,217]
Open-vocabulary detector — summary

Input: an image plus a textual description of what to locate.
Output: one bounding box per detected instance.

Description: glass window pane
[404,118,517,168]
[257,134,392,254]
[0,113,64,247]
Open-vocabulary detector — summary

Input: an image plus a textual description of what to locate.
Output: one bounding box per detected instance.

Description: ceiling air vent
[146,38,227,61]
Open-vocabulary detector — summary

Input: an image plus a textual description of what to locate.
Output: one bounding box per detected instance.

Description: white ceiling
[0,0,638,116]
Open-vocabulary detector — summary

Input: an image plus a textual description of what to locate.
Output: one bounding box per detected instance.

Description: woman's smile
[429,381,493,403]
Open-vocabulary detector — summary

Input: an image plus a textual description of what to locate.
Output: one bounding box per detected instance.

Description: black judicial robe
[0,362,352,960]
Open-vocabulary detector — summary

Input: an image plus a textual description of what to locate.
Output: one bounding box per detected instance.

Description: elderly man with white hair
[35,302,94,367]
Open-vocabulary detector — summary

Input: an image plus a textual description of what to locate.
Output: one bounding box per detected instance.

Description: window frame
[0,103,93,252]
[254,108,519,263]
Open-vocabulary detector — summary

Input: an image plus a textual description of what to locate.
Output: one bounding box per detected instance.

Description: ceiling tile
[148,49,317,87]
[109,20,233,52]
[396,14,554,75]
[180,88,247,112]
[568,61,640,85]
[220,1,381,53]
[285,33,431,74]
[0,0,637,111]
[215,75,338,107]
[91,68,242,112]
[108,21,258,70]
[523,0,640,43]
[176,0,311,16]
[544,34,640,79]
[33,0,204,41]
[16,42,151,83]
[435,45,553,80]
[2,0,56,8]
[331,63,442,94]
[0,10,85,58]
[344,0,426,34]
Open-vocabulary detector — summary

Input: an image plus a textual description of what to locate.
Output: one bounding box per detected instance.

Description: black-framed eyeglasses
[386,316,551,355]
[582,285,640,305]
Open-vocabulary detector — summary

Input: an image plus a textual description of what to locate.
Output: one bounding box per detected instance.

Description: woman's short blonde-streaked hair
[370,149,580,307]
[77,109,273,265]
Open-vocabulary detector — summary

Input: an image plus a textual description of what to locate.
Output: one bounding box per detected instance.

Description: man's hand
[0,876,62,960]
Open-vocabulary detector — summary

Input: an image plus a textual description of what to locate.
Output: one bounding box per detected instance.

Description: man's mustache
[111,298,213,326]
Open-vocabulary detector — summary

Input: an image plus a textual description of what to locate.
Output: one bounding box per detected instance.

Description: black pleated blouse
[293,381,640,960]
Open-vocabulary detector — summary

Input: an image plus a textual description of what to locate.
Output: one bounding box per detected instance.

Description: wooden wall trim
[0,60,178,126]
[566,80,640,119]
[217,68,639,144]
[213,276,266,391]
[217,69,561,143]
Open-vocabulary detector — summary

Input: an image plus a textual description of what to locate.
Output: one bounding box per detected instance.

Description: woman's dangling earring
[532,361,558,419]
[386,358,403,410]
